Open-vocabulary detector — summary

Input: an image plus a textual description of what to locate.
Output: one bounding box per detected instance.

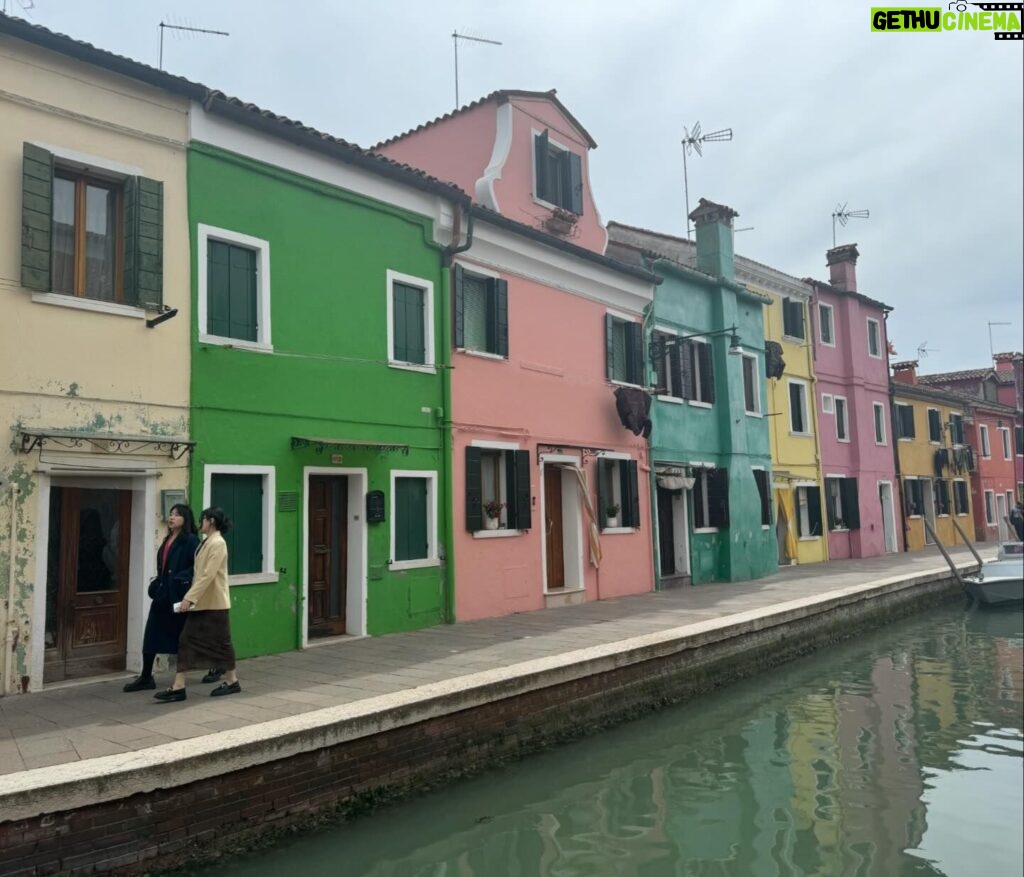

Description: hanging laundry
[933,448,949,476]
[765,341,786,379]
[614,386,652,437]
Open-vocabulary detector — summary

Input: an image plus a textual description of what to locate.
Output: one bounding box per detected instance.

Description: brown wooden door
[307,476,348,638]
[544,467,565,590]
[44,487,132,682]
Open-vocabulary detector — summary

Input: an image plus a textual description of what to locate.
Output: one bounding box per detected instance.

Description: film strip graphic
[966,1,1024,38]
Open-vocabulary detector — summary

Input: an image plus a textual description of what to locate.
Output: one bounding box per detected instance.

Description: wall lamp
[649,325,744,361]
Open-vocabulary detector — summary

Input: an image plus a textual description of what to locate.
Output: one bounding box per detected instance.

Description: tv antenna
[832,203,869,248]
[681,122,732,239]
[452,31,502,109]
[916,341,939,359]
[988,321,1011,360]
[159,20,229,71]
[2,0,35,14]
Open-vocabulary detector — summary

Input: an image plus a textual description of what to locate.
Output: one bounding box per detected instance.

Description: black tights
[141,652,156,678]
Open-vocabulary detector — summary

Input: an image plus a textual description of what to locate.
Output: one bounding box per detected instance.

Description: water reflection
[201,607,1023,877]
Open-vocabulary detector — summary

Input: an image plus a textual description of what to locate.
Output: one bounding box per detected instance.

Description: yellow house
[740,260,827,565]
[891,363,974,551]
[0,19,196,692]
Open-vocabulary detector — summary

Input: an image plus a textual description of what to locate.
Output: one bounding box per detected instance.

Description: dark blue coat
[142,532,199,655]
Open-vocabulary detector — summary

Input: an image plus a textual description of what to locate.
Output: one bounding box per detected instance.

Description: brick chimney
[826,243,859,292]
[689,198,737,282]
[892,360,918,385]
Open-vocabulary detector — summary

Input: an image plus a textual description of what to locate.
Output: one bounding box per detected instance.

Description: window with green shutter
[533,129,583,214]
[605,315,643,385]
[210,473,264,575]
[394,476,429,561]
[207,240,258,342]
[596,458,641,530]
[392,282,426,365]
[453,265,508,357]
[465,447,531,532]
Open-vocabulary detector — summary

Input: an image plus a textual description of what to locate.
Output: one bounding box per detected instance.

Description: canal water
[198,605,1023,877]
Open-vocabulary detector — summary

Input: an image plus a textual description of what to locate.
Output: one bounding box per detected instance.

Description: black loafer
[201,668,225,684]
[123,675,156,692]
[154,687,186,703]
[210,681,241,697]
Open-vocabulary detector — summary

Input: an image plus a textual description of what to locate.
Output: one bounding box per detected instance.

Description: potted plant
[605,502,621,528]
[483,499,505,530]
[544,206,578,236]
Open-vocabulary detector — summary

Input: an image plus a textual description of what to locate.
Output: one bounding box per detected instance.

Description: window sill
[657,395,684,405]
[898,438,914,442]
[389,557,441,571]
[610,379,644,390]
[745,410,763,418]
[762,524,772,530]
[875,441,888,446]
[229,572,280,587]
[789,431,814,438]
[199,333,273,353]
[543,585,585,597]
[688,400,712,409]
[929,441,941,446]
[692,527,719,534]
[458,348,505,361]
[837,437,851,443]
[388,361,437,375]
[601,527,635,535]
[829,527,850,533]
[781,334,806,344]
[868,352,883,360]
[798,536,820,542]
[472,529,524,539]
[32,292,147,320]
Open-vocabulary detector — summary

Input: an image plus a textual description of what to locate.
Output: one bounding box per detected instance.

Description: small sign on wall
[160,489,187,521]
[366,490,385,523]
[331,453,344,464]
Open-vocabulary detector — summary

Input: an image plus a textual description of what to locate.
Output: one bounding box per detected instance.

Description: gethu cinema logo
[871,2,1023,38]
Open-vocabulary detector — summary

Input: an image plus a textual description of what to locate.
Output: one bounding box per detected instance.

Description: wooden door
[307,476,348,638]
[44,486,132,682]
[657,487,676,575]
[544,467,565,590]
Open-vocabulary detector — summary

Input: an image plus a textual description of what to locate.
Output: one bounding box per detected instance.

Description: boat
[962,541,1024,606]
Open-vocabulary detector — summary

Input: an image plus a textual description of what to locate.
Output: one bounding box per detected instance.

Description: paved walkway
[0,546,982,776]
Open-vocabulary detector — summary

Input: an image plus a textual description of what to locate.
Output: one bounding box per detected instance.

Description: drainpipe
[4,482,19,695]
[640,298,662,591]
[885,312,908,551]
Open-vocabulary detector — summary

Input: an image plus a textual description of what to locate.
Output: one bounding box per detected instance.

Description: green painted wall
[188,142,451,655]
[648,259,777,584]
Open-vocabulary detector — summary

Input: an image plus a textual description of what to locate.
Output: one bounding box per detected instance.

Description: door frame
[654,463,691,578]
[538,455,585,594]
[30,464,158,690]
[878,480,898,553]
[995,492,1008,541]
[301,467,367,647]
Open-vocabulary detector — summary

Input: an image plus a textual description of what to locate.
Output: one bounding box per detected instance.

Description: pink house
[808,245,901,558]
[377,90,658,620]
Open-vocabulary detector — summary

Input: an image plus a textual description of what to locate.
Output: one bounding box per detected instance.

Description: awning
[290,436,410,455]
[16,427,195,460]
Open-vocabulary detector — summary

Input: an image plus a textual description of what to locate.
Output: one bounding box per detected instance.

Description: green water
[202,606,1023,876]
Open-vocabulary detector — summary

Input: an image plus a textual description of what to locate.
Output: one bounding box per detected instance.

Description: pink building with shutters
[377,90,657,621]
[808,245,901,559]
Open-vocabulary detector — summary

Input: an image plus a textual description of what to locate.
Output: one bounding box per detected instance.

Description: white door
[922,480,936,544]
[879,482,897,553]
[672,490,690,576]
[996,493,1008,541]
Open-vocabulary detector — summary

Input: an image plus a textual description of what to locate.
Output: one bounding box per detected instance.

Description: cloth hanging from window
[657,473,694,490]
[765,341,786,379]
[774,487,799,562]
[933,448,950,476]
[613,387,652,437]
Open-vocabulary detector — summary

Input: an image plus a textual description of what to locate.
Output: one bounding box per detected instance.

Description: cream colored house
[0,19,197,692]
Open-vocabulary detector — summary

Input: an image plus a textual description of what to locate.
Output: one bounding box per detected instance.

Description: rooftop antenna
[681,122,732,240]
[159,20,229,71]
[452,31,502,109]
[988,321,1011,360]
[832,203,870,248]
[2,0,35,14]
[916,341,939,359]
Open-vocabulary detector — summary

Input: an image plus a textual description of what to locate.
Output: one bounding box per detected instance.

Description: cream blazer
[182,531,231,610]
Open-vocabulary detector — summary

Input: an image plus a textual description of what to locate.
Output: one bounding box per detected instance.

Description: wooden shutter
[211,473,263,575]
[395,477,427,561]
[566,151,583,215]
[627,322,643,385]
[698,343,715,403]
[680,340,696,400]
[621,460,640,528]
[123,176,164,309]
[509,450,532,530]
[825,479,838,530]
[669,343,683,399]
[605,314,615,381]
[753,470,771,525]
[806,486,822,536]
[708,469,729,528]
[453,263,464,349]
[534,129,550,201]
[22,143,53,292]
[393,283,425,364]
[207,241,257,341]
[842,479,860,529]
[493,278,509,357]
[465,447,482,532]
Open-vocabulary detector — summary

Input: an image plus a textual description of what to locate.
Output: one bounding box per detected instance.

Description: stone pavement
[0,545,982,776]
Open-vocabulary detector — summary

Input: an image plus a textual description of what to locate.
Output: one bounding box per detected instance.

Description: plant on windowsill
[605,503,621,529]
[544,206,578,236]
[483,500,505,530]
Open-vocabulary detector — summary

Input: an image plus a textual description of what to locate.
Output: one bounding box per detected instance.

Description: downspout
[641,296,661,591]
[4,482,19,695]
[885,312,908,551]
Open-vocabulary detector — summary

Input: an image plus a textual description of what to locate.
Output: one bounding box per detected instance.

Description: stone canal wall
[0,568,967,875]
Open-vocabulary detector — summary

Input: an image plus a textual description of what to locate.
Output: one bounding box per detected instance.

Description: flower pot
[484,516,500,530]
[606,516,619,529]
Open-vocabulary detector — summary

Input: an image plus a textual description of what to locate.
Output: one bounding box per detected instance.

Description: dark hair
[168,503,198,536]
[200,506,232,534]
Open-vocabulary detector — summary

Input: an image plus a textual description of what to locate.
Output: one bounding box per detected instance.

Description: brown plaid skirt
[177,609,236,672]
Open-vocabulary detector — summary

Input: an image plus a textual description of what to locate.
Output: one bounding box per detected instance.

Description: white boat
[963,542,1024,606]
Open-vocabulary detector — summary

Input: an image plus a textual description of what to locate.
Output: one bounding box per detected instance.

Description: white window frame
[470,440,523,539]
[197,224,273,352]
[386,269,436,373]
[866,317,882,358]
[821,393,834,414]
[873,402,887,445]
[896,403,915,441]
[688,338,713,407]
[389,469,439,570]
[953,479,969,516]
[904,476,923,519]
[599,451,634,534]
[926,407,942,444]
[457,262,505,358]
[782,297,806,342]
[741,352,761,415]
[1000,427,1012,461]
[202,464,278,586]
[818,302,835,347]
[794,482,820,540]
[984,489,996,526]
[607,309,644,389]
[691,467,718,534]
[950,413,965,448]
[653,326,683,403]
[834,396,850,442]
[980,424,991,458]
[788,378,812,436]
[531,128,577,213]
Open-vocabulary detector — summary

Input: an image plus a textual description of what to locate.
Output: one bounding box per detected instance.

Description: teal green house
[607,201,777,585]
[187,96,470,657]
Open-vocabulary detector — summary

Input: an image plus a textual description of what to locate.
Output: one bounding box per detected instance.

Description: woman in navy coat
[123,503,200,691]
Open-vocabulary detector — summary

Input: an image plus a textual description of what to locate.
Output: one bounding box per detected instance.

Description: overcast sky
[14,0,1023,374]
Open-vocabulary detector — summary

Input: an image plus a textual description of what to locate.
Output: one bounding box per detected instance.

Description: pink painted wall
[450,259,653,622]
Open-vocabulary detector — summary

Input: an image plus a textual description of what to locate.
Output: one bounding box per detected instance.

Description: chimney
[892,360,918,385]
[993,351,1022,372]
[826,243,860,292]
[689,198,738,281]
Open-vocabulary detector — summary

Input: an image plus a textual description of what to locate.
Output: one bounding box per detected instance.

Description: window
[465,447,531,533]
[753,469,772,526]
[984,490,995,526]
[904,478,924,517]
[742,353,760,414]
[687,339,715,404]
[867,318,882,358]
[1001,427,1012,460]
[835,396,849,442]
[198,225,272,349]
[204,465,276,583]
[21,143,164,308]
[821,393,834,414]
[782,298,805,340]
[927,408,942,443]
[934,479,950,516]
[983,379,998,402]
[387,270,435,370]
[825,477,860,530]
[651,333,715,404]
[818,303,835,345]
[1016,425,1023,455]
[895,403,916,439]
[873,402,887,444]
[606,314,644,385]
[789,380,810,434]
[454,265,508,357]
[533,130,583,214]
[598,458,641,530]
[652,331,682,399]
[949,413,965,446]
[693,468,729,530]
[953,480,969,516]
[979,425,991,458]
[796,485,823,538]
[391,471,438,568]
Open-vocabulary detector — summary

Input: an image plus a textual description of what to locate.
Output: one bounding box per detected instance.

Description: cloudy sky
[13,0,1023,373]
